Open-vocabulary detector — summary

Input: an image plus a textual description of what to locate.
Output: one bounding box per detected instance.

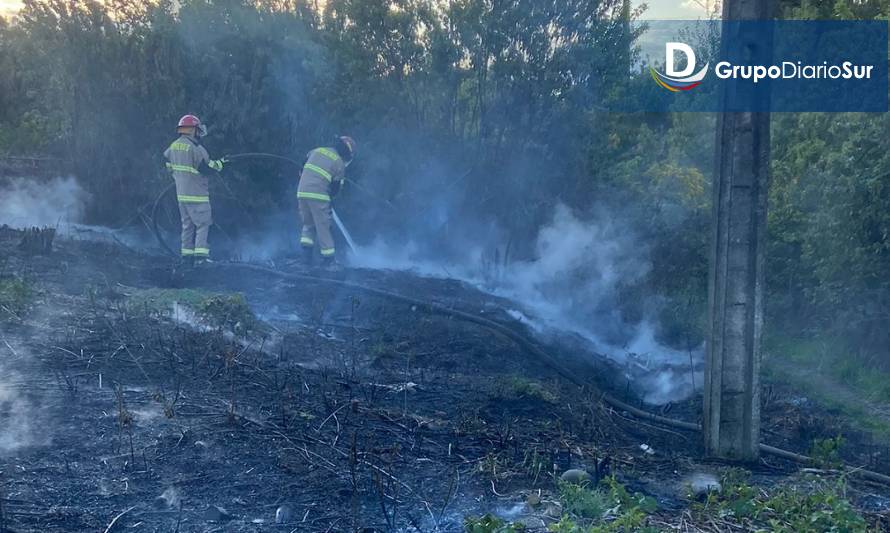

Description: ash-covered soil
[0,227,888,532]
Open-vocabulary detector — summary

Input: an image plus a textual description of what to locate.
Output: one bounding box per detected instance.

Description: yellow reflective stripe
[169,164,199,174]
[297,192,331,202]
[320,248,336,257]
[316,148,340,162]
[193,248,210,256]
[300,237,315,246]
[177,194,210,203]
[181,249,195,256]
[305,163,333,182]
[170,142,191,152]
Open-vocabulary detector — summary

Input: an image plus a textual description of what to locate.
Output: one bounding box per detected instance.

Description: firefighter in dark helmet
[297,135,356,270]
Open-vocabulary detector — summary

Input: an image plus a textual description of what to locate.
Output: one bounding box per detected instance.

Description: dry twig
[103,505,136,533]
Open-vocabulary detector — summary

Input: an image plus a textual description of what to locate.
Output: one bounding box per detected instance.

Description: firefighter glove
[330,180,343,198]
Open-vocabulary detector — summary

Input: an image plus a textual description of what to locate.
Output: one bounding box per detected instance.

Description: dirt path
[766,356,890,435]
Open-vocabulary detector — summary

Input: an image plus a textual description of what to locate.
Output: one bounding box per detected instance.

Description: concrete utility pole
[704,0,773,461]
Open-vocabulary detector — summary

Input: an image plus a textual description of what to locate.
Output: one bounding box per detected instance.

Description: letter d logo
[666,43,697,77]
[650,42,709,92]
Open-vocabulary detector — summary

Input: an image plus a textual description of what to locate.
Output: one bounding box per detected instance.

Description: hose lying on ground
[142,191,890,487]
[150,182,178,258]
[206,261,890,487]
[147,158,890,486]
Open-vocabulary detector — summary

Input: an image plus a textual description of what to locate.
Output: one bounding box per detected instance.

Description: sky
[0,0,20,16]
[0,0,710,18]
[644,0,715,19]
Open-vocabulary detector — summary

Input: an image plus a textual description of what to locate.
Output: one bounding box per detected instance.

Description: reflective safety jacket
[297,147,346,202]
[163,135,212,204]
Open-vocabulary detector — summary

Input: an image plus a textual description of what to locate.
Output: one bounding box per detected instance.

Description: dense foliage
[1,0,888,370]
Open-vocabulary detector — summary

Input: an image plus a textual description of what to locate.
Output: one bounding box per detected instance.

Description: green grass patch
[764,333,890,437]
[127,288,214,313]
[809,436,845,470]
[127,288,260,334]
[831,358,890,403]
[496,376,558,403]
[547,477,658,533]
[765,333,890,403]
[0,276,33,319]
[695,469,875,532]
[464,514,526,532]
[834,406,890,439]
[821,400,890,440]
[558,481,611,519]
[764,334,835,366]
[462,477,659,532]
[769,362,890,438]
[196,293,259,334]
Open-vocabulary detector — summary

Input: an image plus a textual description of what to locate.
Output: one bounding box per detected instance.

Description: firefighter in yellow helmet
[163,114,226,266]
[297,136,356,270]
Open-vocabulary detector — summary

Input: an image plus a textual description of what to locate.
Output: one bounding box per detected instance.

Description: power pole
[704,0,773,461]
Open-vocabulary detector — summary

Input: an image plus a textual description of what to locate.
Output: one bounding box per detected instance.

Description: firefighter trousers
[179,202,212,257]
[298,199,335,257]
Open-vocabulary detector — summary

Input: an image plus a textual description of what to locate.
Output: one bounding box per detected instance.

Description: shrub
[0,277,32,319]
[464,514,525,532]
[498,376,558,403]
[697,469,872,532]
[197,293,258,334]
[810,436,845,470]
[559,481,611,519]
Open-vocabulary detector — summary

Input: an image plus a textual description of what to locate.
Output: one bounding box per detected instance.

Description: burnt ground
[0,226,888,532]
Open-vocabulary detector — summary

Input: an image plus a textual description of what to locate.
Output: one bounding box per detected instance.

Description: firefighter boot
[321,256,342,272]
[300,246,314,266]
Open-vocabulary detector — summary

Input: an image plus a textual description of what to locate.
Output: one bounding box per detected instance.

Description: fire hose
[193,260,890,487]
[150,156,890,486]
[151,152,365,257]
[223,152,397,210]
[223,152,302,167]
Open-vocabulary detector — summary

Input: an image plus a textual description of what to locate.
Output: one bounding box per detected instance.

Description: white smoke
[0,379,34,454]
[494,205,650,350]
[0,176,90,228]
[0,176,155,248]
[351,204,702,404]
[0,344,47,455]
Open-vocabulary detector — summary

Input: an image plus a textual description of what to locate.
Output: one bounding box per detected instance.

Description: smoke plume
[0,176,89,228]
[0,348,46,456]
[351,204,702,404]
[0,380,34,455]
